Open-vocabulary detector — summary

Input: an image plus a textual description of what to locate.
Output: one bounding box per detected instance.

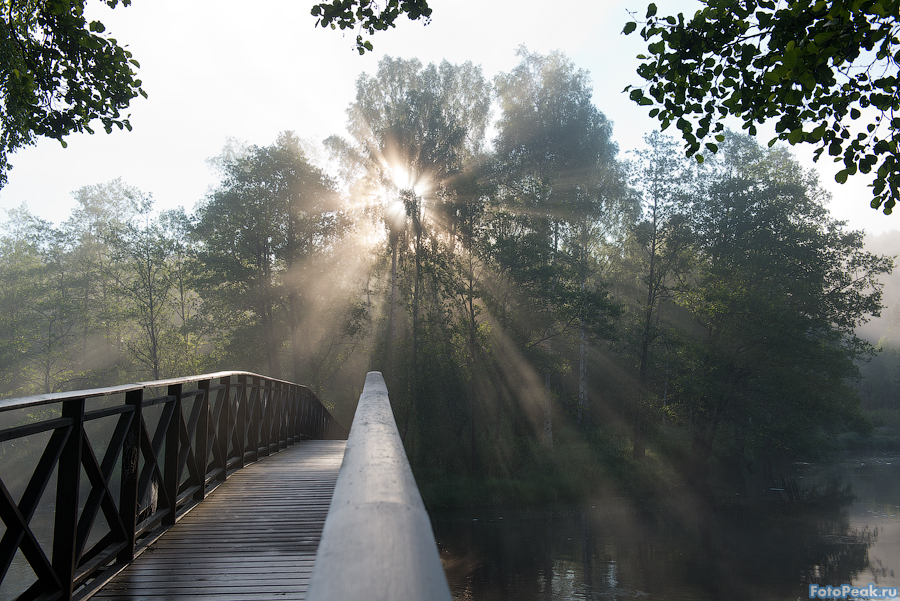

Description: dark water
[431,456,900,601]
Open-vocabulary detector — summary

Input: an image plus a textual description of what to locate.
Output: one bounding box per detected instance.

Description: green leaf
[646,3,657,18]
[623,21,637,35]
[835,169,850,184]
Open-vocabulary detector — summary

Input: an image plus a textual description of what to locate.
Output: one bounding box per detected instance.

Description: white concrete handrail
[306,371,452,601]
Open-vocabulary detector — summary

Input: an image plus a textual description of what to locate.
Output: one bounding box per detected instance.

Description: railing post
[301,388,311,437]
[279,382,290,449]
[248,376,260,463]
[274,381,284,449]
[118,389,143,563]
[290,384,303,444]
[195,380,211,501]
[235,375,247,469]
[52,397,85,601]
[260,378,272,457]
[217,376,232,481]
[163,384,182,527]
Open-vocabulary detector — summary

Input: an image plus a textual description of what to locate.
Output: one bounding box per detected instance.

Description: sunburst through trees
[0,49,891,507]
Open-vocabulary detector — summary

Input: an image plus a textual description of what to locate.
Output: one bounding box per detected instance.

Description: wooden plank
[91,440,345,601]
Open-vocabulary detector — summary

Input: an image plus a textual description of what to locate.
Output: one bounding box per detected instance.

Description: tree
[330,55,493,471]
[311,0,432,54]
[617,131,693,458]
[158,208,209,377]
[489,48,628,442]
[0,207,41,396]
[670,132,891,499]
[0,0,145,188]
[623,1,900,214]
[106,198,183,381]
[0,207,79,395]
[196,133,342,381]
[63,178,140,384]
[330,55,491,392]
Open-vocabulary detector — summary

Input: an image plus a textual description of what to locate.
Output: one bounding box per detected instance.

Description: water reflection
[432,457,900,601]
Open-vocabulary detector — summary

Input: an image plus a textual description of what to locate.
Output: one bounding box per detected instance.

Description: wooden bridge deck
[91,439,346,601]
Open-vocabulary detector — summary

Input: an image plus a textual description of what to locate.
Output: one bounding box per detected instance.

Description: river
[431,454,900,600]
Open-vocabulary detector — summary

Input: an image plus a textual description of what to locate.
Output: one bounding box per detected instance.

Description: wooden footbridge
[0,371,451,601]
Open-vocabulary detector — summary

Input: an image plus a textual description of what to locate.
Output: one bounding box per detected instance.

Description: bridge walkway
[91,439,346,601]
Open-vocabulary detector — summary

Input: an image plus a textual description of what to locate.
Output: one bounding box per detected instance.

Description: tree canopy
[311,0,433,54]
[623,0,900,214]
[0,0,145,189]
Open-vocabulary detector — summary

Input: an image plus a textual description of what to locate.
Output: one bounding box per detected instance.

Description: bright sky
[0,0,896,236]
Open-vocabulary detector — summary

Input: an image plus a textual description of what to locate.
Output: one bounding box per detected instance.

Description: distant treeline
[0,51,893,503]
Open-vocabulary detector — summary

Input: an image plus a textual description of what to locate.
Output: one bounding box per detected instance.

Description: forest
[0,50,895,507]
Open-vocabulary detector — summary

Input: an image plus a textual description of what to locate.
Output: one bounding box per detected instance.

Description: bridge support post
[216,376,232,481]
[195,380,211,502]
[163,384,182,527]
[52,397,85,601]
[118,389,143,563]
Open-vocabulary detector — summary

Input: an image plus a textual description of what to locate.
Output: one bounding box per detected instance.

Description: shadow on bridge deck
[91,439,346,601]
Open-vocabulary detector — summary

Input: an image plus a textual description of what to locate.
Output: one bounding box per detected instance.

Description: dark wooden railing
[0,371,347,601]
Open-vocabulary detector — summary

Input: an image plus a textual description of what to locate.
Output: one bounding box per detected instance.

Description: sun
[389,164,429,197]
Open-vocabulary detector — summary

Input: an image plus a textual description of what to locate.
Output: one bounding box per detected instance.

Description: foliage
[624,0,900,213]
[489,48,628,343]
[330,55,493,470]
[64,179,140,384]
[196,132,356,389]
[614,131,694,457]
[0,0,145,188]
[667,132,890,495]
[106,201,181,380]
[0,207,77,395]
[310,0,432,54]
[488,48,631,372]
[338,56,490,192]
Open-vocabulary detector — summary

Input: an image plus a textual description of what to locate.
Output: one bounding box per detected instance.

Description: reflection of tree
[432,489,878,601]
[672,485,874,600]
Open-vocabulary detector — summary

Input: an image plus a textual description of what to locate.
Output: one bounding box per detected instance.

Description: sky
[0,0,897,237]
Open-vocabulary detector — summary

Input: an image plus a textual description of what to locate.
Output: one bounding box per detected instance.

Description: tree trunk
[388,236,398,384]
[288,289,303,383]
[578,320,587,426]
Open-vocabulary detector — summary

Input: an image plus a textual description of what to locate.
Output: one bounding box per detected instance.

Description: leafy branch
[310,0,432,54]
[623,0,900,213]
